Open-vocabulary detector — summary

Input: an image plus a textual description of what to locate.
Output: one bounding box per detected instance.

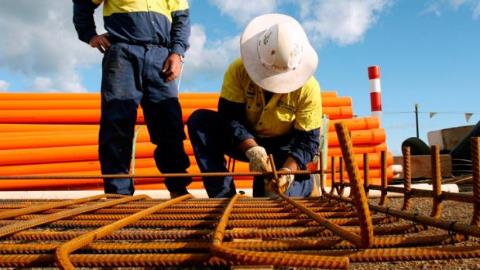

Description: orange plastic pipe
[328,129,385,147]
[0,143,156,166]
[0,117,378,134]
[325,153,393,170]
[0,136,390,167]
[0,127,385,151]
[0,130,151,150]
[328,143,387,156]
[0,109,180,124]
[0,106,353,124]
[0,165,254,191]
[323,106,353,119]
[0,99,216,110]
[0,158,155,176]
[322,97,352,107]
[324,178,384,187]
[0,93,221,101]
[0,91,338,100]
[328,117,379,132]
[0,155,243,176]
[0,96,351,110]
[327,167,394,180]
[0,124,98,133]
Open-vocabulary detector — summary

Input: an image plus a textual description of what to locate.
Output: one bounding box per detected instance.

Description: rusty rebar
[0,194,117,220]
[379,150,388,206]
[55,194,192,270]
[0,195,150,239]
[331,156,336,195]
[430,145,443,219]
[320,151,328,194]
[314,246,480,263]
[328,194,480,238]
[401,146,412,211]
[278,192,362,246]
[33,216,388,229]
[471,137,480,226]
[0,234,465,254]
[0,254,223,268]
[363,153,370,196]
[334,122,374,248]
[367,185,474,203]
[1,134,480,268]
[338,157,345,196]
[211,186,349,269]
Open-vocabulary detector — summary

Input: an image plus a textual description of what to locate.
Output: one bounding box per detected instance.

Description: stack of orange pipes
[0,91,392,191]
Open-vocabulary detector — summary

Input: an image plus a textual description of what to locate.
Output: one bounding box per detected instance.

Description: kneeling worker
[187,14,322,198]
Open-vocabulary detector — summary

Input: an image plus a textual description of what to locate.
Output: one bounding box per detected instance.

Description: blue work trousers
[187,109,313,198]
[99,43,191,195]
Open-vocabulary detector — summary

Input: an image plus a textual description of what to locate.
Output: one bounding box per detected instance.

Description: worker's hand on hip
[162,53,183,82]
[89,33,111,53]
[245,146,271,172]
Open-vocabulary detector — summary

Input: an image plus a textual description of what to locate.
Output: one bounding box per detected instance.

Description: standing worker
[73,0,192,197]
[187,14,322,198]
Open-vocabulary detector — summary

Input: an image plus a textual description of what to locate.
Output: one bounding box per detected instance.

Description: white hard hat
[240,13,319,94]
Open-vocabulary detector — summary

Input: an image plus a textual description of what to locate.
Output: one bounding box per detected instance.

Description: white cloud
[452,0,469,8]
[208,0,277,25]
[424,0,480,19]
[0,1,104,92]
[0,80,9,92]
[186,0,393,91]
[0,0,395,93]
[208,0,392,46]
[474,1,480,18]
[32,77,53,91]
[182,24,240,90]
[298,0,392,46]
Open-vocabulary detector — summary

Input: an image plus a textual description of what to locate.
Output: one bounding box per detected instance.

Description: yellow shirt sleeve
[167,0,189,11]
[220,58,246,103]
[293,77,323,131]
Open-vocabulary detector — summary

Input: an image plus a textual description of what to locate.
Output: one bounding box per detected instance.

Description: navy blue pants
[100,43,191,195]
[187,109,313,198]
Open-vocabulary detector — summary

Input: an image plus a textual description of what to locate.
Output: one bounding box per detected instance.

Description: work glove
[276,168,295,193]
[264,168,295,198]
[245,146,271,172]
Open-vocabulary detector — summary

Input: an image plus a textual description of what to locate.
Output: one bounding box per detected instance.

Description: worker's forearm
[288,128,320,169]
[73,0,100,44]
[170,9,191,56]
[218,98,255,146]
[282,156,300,171]
[238,138,258,153]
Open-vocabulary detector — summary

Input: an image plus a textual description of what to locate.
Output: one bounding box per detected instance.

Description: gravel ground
[351,197,480,270]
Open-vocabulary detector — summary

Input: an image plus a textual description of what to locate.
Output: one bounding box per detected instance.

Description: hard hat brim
[240,13,319,94]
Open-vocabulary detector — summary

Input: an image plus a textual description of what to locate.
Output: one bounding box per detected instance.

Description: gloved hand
[276,168,295,193]
[264,168,295,198]
[245,146,271,172]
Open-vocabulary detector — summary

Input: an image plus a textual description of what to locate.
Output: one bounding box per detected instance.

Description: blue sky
[0,0,479,155]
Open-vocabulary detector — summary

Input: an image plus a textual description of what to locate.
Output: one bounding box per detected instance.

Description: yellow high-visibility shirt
[221,58,322,138]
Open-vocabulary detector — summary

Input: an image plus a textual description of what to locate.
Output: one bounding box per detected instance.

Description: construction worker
[187,14,322,198]
[73,0,192,197]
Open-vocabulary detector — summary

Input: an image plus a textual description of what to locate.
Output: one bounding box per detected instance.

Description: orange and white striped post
[368,66,382,122]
